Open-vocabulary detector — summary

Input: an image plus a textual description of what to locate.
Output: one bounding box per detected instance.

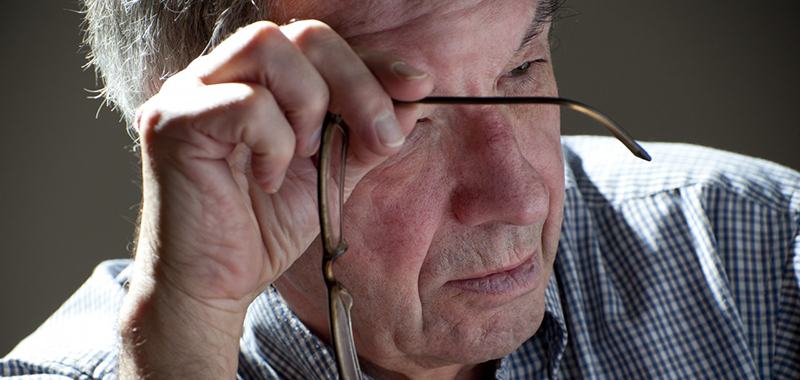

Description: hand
[118,20,433,379]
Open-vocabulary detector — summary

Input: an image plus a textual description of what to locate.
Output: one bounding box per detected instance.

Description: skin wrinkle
[425,223,544,297]
[357,153,444,352]
[273,0,487,40]
[272,1,564,377]
[338,1,520,91]
[367,122,452,316]
[364,136,455,352]
[419,276,541,367]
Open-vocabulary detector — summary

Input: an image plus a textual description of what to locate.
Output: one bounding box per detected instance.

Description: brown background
[2,1,799,355]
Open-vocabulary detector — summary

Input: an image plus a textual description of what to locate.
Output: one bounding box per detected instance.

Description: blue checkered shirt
[3,136,799,379]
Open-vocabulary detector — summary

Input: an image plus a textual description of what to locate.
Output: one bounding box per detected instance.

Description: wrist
[118,256,246,379]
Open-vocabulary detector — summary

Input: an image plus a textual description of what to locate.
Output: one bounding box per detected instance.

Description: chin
[414,290,547,367]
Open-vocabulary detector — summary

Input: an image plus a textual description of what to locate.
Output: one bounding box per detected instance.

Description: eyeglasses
[317,96,651,379]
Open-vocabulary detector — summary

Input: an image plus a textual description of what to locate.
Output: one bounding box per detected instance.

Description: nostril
[416,117,430,124]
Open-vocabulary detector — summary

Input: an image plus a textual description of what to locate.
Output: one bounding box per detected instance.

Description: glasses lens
[331,284,361,379]
[323,119,346,248]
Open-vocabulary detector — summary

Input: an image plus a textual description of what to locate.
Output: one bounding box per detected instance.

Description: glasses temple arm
[400,97,652,161]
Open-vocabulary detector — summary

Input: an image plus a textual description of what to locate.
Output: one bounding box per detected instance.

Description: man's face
[274,0,564,375]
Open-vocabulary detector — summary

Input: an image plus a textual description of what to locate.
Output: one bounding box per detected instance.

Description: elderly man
[2,0,799,379]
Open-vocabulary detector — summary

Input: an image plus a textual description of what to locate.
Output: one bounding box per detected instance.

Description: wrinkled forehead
[268,0,544,42]
[268,0,549,78]
[272,1,489,33]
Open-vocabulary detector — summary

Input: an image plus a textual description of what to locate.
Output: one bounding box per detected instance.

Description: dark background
[2,1,799,355]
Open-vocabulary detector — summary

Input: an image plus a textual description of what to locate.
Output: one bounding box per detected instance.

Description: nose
[448,107,551,227]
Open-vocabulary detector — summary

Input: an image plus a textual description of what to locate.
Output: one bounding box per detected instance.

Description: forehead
[270,0,547,86]
[269,0,542,44]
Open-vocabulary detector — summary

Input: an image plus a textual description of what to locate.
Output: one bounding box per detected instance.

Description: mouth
[446,253,540,296]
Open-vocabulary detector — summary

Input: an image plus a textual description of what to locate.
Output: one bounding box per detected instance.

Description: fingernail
[391,61,428,81]
[374,113,405,148]
[305,124,323,156]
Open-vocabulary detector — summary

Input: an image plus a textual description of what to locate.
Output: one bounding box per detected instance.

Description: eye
[506,61,533,78]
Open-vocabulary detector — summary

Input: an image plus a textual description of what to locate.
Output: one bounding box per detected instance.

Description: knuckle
[282,91,328,134]
[287,21,341,53]
[285,19,333,39]
[232,84,269,111]
[136,100,164,141]
[347,83,377,103]
[258,136,295,170]
[230,21,284,60]
[347,84,390,114]
[244,20,283,43]
[306,90,330,116]
[274,137,296,163]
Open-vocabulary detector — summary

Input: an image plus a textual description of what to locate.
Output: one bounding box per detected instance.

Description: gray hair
[81,0,267,133]
[82,0,563,135]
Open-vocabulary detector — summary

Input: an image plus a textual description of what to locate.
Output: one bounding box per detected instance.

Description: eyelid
[506,61,531,78]
[504,58,547,78]
[499,58,550,95]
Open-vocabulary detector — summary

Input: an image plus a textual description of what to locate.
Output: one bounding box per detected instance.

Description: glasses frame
[317,96,651,379]
[318,112,362,379]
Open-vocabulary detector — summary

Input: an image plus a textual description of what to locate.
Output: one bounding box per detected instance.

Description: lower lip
[447,255,539,296]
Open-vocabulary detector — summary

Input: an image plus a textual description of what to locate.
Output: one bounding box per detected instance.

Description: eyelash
[503,59,547,93]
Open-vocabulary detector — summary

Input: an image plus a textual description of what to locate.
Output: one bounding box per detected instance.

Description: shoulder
[556,137,800,378]
[562,136,800,213]
[0,259,132,379]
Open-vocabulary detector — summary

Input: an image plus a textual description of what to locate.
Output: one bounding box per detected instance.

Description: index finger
[185,21,331,157]
[282,20,433,167]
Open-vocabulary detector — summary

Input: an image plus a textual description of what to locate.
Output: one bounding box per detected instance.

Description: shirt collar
[245,280,569,380]
[241,286,342,379]
[497,271,569,379]
[541,268,569,377]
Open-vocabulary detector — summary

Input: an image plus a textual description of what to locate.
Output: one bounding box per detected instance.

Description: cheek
[333,153,451,353]
[340,161,446,281]
[335,145,451,310]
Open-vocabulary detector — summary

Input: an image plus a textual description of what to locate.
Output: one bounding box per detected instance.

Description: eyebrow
[515,0,559,55]
[515,21,544,56]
